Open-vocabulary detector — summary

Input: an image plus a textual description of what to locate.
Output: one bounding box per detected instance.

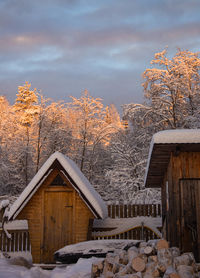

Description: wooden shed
[8,152,107,263]
[145,129,200,261]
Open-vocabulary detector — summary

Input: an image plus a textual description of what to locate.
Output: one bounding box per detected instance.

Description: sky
[0,0,200,111]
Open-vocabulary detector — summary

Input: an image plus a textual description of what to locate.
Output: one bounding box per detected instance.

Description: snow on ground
[0,240,141,277]
[51,257,103,278]
[0,257,100,278]
[5,252,33,262]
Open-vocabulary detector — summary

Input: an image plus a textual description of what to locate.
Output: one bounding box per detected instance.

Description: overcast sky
[0,0,200,111]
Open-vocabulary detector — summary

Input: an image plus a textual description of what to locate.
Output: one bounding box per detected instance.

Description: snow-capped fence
[0,220,31,253]
[92,202,162,241]
[0,230,31,253]
[107,202,161,218]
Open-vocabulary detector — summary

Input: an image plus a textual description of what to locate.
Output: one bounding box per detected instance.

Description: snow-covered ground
[0,240,140,277]
[0,257,100,278]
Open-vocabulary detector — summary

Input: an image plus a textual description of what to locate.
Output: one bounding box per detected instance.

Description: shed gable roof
[145,129,200,188]
[9,152,108,220]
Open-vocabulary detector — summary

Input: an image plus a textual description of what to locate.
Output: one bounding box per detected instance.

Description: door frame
[41,186,75,263]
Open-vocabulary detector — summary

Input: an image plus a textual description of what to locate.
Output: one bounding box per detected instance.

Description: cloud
[0,0,200,111]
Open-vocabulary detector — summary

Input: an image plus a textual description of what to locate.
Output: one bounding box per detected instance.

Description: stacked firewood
[91,239,200,278]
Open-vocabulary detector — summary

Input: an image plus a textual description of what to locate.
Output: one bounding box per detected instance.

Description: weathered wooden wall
[162,152,200,258]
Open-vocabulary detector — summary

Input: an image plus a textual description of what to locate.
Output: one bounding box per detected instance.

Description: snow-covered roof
[9,152,108,220]
[3,220,28,230]
[145,129,200,188]
[152,129,200,144]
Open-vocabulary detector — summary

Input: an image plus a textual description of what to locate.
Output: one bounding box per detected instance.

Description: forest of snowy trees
[0,49,199,203]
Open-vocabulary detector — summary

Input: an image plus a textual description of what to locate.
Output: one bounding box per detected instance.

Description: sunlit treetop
[14,81,39,126]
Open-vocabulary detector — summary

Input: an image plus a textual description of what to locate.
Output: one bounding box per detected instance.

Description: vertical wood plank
[108,204,111,218]
[124,204,127,218]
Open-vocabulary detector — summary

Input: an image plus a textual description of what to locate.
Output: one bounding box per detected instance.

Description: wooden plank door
[43,190,73,263]
[180,179,200,261]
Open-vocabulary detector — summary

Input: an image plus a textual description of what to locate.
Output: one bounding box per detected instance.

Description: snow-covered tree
[143,48,200,129]
[68,92,123,191]
[104,124,149,202]
[119,49,200,203]
[13,82,39,185]
[14,82,39,126]
[38,101,72,160]
[68,90,106,171]
[105,104,121,126]
[0,97,25,194]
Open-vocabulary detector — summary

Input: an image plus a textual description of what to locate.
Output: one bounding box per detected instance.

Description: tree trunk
[80,120,88,171]
[25,126,30,185]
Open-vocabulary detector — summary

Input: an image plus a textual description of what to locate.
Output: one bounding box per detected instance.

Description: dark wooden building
[145,129,200,261]
[8,152,107,263]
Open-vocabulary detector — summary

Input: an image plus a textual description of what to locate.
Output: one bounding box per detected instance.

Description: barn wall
[16,168,95,263]
[163,152,200,249]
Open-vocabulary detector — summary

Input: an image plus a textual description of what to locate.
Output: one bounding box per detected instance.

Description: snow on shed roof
[9,152,108,220]
[152,129,200,144]
[145,129,200,188]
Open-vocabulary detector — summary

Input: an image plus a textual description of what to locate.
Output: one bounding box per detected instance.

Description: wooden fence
[0,229,31,253]
[92,202,162,241]
[107,202,161,218]
[92,226,162,241]
[0,220,31,253]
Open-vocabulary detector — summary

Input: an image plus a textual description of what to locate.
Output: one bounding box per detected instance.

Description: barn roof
[145,129,200,188]
[9,152,108,220]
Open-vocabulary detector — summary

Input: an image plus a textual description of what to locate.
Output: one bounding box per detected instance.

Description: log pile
[91,239,200,278]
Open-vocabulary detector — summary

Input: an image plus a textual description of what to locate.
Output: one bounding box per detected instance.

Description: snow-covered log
[131,256,146,272]
[163,266,180,278]
[177,265,194,278]
[157,248,173,269]
[89,239,199,278]
[127,246,139,261]
[173,253,195,269]
[148,255,158,263]
[144,246,153,256]
[169,247,180,258]
[91,259,104,278]
[115,263,133,276]
[156,239,169,250]
[118,250,129,265]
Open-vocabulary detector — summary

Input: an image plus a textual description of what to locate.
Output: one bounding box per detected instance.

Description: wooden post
[87,219,94,240]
